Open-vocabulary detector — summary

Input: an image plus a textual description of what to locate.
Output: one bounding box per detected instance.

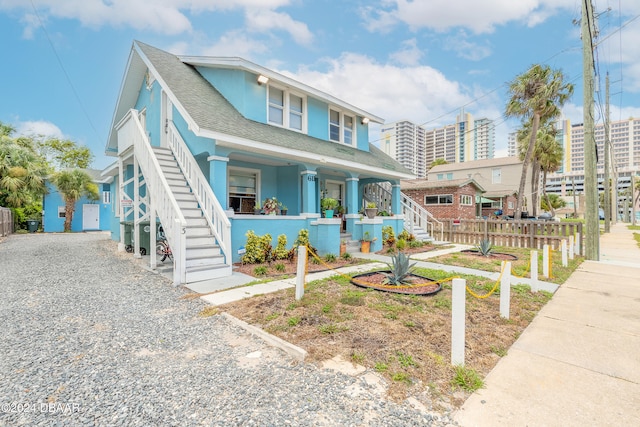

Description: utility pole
[604,72,610,232]
[582,0,599,260]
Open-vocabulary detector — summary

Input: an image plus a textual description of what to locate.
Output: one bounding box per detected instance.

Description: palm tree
[537,132,564,217]
[505,64,573,219]
[52,169,99,231]
[0,130,49,208]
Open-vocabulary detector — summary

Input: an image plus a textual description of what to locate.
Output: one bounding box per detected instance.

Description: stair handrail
[125,109,187,285]
[401,194,444,242]
[167,121,231,263]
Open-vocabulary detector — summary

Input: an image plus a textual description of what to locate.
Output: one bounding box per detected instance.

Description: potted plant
[365,202,378,219]
[321,197,339,218]
[263,197,279,215]
[253,201,262,215]
[279,203,288,216]
[340,239,347,255]
[335,205,345,218]
[360,231,375,253]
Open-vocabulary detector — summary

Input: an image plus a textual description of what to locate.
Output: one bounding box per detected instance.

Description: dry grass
[219,266,555,409]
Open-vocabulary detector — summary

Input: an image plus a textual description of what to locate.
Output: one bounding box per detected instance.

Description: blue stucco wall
[43,181,111,233]
[135,80,161,147]
[195,67,266,123]
[307,97,328,140]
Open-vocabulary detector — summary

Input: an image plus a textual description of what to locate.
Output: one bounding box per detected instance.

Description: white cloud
[363,0,577,34]
[15,120,64,139]
[200,30,269,58]
[245,9,313,46]
[443,30,492,61]
[0,0,301,37]
[389,38,423,66]
[281,52,473,129]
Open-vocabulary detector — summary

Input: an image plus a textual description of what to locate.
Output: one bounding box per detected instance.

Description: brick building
[401,178,485,220]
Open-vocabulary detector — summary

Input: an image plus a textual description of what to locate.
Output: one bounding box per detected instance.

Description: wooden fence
[443,218,583,255]
[0,207,12,237]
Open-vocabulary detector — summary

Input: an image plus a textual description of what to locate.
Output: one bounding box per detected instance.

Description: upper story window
[268,86,305,132]
[329,108,355,145]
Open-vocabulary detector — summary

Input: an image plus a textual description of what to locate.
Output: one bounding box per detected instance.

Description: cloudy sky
[1,0,640,169]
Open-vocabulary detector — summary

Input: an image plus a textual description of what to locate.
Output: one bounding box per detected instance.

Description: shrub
[396,238,407,251]
[398,230,415,242]
[274,263,286,272]
[382,225,396,247]
[324,253,337,262]
[273,234,289,260]
[253,265,268,276]
[341,252,352,260]
[242,230,273,264]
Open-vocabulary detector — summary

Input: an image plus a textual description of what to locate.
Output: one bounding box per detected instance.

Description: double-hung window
[425,194,453,205]
[268,86,305,131]
[329,108,355,145]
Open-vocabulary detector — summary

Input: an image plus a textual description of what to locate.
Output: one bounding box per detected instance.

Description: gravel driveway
[0,233,454,426]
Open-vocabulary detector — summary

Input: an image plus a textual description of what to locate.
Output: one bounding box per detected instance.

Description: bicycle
[155,226,173,262]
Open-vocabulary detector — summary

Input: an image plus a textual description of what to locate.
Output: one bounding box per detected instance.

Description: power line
[29,0,102,144]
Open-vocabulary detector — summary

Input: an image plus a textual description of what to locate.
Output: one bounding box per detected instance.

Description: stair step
[187,235,215,246]
[185,226,211,237]
[186,245,221,258]
[186,264,232,282]
[186,254,225,267]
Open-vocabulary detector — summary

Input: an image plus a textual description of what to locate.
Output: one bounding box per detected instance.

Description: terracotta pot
[340,243,347,255]
[365,208,377,219]
[360,241,371,253]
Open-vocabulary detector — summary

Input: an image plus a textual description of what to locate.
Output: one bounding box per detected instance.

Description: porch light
[361,117,370,124]
[257,75,269,85]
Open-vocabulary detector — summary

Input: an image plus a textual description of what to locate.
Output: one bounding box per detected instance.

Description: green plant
[408,240,424,248]
[452,365,484,392]
[265,313,280,321]
[396,238,407,251]
[274,263,286,272]
[321,197,339,211]
[263,197,279,214]
[374,362,388,373]
[324,253,337,262]
[351,351,365,363]
[253,265,268,276]
[491,345,508,357]
[318,323,348,334]
[398,230,415,242]
[382,225,396,247]
[341,252,351,260]
[279,202,287,210]
[383,252,417,285]
[476,239,493,256]
[273,234,289,260]
[288,316,301,326]
[362,231,374,242]
[242,230,272,264]
[391,372,411,383]
[366,201,377,209]
[254,200,261,209]
[397,352,418,368]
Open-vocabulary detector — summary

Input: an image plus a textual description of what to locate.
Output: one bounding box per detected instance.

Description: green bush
[273,234,289,260]
[382,225,396,247]
[241,230,272,264]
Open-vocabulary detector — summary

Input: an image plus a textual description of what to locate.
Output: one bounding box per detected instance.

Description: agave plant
[383,252,417,285]
[476,239,493,257]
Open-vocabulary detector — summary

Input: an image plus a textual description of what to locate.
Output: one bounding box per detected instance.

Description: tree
[38,137,93,169]
[505,64,573,219]
[0,123,50,209]
[541,193,566,212]
[52,169,99,231]
[429,158,448,169]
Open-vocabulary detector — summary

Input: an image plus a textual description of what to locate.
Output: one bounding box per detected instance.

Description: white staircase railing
[124,109,187,285]
[167,122,232,264]
[365,182,444,242]
[401,194,444,242]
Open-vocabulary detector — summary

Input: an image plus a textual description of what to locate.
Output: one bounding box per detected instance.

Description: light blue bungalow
[103,41,425,285]
[43,169,112,233]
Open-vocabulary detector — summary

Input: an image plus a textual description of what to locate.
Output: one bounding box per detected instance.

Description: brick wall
[404,183,478,220]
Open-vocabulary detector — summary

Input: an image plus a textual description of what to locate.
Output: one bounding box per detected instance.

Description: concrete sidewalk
[454,223,640,427]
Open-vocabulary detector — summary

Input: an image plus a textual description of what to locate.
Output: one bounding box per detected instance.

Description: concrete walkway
[454,223,640,427]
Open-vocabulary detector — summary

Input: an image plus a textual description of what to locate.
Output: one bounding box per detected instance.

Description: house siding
[43,182,111,233]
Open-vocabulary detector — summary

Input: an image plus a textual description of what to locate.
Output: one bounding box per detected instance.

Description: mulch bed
[459,250,518,261]
[350,271,442,295]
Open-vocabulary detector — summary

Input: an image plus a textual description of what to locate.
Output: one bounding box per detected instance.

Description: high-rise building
[381,120,426,178]
[382,113,495,178]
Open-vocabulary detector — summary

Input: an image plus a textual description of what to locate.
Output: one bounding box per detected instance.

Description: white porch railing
[365,182,444,242]
[167,122,231,264]
[123,109,188,285]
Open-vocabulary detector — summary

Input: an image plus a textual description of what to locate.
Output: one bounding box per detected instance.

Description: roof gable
[106,41,413,180]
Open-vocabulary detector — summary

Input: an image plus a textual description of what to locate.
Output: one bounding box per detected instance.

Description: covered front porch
[196,147,407,262]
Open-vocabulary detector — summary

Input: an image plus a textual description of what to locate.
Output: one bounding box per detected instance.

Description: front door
[82,204,100,230]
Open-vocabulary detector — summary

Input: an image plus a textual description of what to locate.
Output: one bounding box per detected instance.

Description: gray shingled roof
[135,41,412,178]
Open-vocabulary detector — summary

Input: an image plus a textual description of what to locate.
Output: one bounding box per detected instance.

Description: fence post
[569,235,575,260]
[500,261,511,319]
[542,244,550,278]
[561,239,568,267]
[529,221,535,249]
[451,278,466,366]
[295,245,307,300]
[530,250,538,292]
[575,232,581,256]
